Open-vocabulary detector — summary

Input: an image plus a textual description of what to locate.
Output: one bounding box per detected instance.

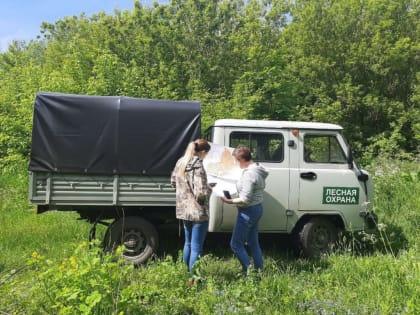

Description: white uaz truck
[29,92,377,264]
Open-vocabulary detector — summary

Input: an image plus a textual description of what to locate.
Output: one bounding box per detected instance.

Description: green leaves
[26,242,137,314]
[80,291,102,315]
[283,0,419,160]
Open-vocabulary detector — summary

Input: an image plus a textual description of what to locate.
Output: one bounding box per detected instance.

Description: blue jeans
[183,220,208,272]
[230,204,263,274]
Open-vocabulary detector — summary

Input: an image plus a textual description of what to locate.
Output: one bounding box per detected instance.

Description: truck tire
[103,216,159,265]
[297,217,338,258]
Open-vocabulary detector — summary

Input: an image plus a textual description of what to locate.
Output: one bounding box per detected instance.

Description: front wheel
[103,216,159,265]
[296,217,339,258]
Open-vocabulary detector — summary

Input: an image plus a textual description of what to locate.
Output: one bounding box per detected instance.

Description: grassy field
[0,160,419,314]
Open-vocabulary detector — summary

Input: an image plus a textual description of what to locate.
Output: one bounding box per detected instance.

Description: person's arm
[222,171,254,205]
[221,196,243,205]
[194,161,210,204]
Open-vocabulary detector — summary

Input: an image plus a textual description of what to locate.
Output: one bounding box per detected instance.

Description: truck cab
[206,119,376,257]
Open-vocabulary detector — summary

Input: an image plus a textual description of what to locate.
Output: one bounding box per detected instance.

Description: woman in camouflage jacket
[171,139,211,278]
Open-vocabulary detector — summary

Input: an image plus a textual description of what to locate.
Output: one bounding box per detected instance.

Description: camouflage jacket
[171,157,211,222]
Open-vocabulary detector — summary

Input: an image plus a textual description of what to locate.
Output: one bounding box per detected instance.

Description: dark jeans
[230,204,263,274]
[183,220,208,272]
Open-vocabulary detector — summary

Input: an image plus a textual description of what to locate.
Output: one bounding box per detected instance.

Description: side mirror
[358,171,369,182]
[347,145,354,169]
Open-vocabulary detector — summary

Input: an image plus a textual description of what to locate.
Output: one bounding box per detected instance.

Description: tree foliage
[0,0,418,170]
[282,0,419,159]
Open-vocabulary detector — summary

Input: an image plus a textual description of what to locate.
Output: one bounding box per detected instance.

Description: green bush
[26,243,139,315]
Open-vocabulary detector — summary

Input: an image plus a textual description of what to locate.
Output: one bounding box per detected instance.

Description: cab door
[219,129,289,232]
[297,131,367,229]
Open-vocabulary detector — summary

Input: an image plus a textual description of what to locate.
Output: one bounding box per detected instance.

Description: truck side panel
[29,172,175,208]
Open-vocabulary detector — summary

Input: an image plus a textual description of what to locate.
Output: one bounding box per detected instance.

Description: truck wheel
[297,217,338,258]
[103,216,159,265]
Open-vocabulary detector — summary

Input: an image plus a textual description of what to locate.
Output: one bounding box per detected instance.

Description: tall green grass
[0,173,92,272]
[371,160,420,252]
[0,160,419,314]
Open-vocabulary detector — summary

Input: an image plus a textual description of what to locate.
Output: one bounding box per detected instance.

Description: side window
[304,135,346,163]
[203,126,214,142]
[230,132,284,163]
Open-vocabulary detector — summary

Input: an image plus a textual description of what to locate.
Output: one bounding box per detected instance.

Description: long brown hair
[178,139,210,177]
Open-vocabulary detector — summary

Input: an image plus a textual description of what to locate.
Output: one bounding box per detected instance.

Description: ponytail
[178,141,196,177]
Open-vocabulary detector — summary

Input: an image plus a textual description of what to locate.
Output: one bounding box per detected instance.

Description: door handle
[300,172,317,180]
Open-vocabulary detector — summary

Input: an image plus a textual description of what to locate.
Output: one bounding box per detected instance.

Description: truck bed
[29,172,175,209]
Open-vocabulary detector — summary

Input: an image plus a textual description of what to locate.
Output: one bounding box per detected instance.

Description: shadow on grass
[156,223,297,260]
[337,223,409,257]
[155,221,411,278]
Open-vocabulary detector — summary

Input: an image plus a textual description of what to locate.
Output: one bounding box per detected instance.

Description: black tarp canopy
[29,92,201,175]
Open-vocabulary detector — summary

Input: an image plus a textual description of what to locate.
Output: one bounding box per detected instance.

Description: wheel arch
[291,213,345,236]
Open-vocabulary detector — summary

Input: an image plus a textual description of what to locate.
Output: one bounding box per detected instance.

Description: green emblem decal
[323,187,359,205]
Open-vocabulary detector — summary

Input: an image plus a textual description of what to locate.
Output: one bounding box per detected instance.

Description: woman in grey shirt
[222,145,268,275]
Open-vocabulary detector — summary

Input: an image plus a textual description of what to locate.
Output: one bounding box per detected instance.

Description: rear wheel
[103,216,159,265]
[296,217,339,258]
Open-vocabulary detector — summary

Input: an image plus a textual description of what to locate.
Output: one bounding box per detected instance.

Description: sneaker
[246,270,262,282]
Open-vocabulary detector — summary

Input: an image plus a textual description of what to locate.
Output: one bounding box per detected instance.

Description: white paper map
[203,143,242,197]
